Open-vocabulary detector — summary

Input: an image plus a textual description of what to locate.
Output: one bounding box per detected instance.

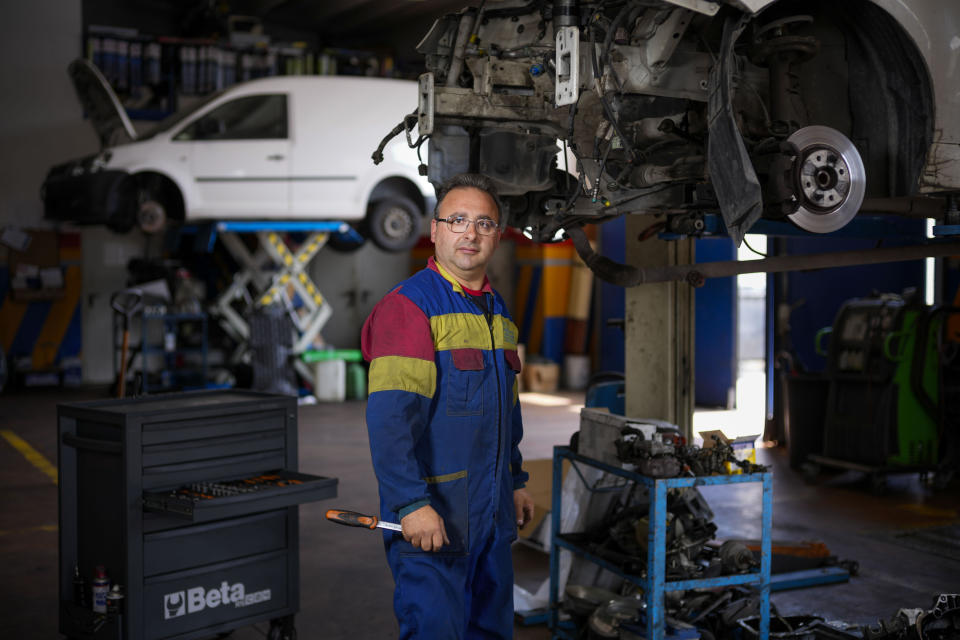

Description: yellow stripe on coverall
[431,313,519,351]
[369,355,437,398]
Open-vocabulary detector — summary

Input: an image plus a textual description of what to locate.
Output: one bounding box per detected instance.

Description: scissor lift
[190,220,355,384]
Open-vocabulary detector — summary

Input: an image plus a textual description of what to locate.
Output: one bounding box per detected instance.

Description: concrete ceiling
[225,0,468,45]
[85,0,473,72]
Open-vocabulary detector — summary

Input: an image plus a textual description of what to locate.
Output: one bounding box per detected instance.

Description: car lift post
[203,220,347,383]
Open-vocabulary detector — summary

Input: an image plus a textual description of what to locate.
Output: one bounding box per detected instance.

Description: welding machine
[817,292,943,468]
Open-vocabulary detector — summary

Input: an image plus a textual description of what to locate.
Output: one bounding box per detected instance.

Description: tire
[106,206,136,234]
[107,174,181,234]
[364,196,423,253]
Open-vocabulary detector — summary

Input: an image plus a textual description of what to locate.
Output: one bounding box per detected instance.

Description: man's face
[430,186,501,286]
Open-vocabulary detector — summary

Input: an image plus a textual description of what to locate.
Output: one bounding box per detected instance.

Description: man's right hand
[400,505,450,552]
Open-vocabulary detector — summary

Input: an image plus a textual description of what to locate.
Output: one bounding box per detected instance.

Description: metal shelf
[139,313,208,394]
[548,446,772,640]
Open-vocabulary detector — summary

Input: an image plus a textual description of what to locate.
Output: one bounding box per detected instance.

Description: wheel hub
[799,147,850,211]
[382,205,413,239]
[786,125,866,233]
[137,200,166,234]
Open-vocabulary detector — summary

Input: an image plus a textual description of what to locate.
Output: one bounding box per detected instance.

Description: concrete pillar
[623,217,695,438]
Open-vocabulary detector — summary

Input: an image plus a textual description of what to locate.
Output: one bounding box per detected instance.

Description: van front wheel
[365,196,423,253]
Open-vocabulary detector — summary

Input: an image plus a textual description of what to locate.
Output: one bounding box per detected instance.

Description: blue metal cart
[549,446,772,640]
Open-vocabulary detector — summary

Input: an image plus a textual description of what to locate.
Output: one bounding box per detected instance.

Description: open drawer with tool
[142,470,338,521]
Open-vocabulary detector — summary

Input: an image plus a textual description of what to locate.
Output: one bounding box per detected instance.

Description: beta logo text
[163,581,271,619]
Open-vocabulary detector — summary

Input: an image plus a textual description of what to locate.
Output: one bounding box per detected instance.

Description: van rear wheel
[365,196,423,253]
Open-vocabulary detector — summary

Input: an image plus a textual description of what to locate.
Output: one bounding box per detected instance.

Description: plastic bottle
[92,566,110,614]
[72,564,89,608]
[106,584,125,618]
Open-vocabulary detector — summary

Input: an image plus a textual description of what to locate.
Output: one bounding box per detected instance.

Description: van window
[174,94,288,141]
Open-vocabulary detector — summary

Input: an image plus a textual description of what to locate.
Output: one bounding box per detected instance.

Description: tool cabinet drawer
[142,430,286,467]
[141,450,290,490]
[143,510,287,577]
[142,470,338,522]
[141,410,286,446]
[142,550,290,640]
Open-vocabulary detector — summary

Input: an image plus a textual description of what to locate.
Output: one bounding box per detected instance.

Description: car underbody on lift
[396,0,960,282]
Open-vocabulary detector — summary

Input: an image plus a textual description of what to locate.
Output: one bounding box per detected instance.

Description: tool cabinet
[58,390,337,640]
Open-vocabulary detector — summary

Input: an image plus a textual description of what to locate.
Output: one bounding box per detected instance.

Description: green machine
[813,293,947,474]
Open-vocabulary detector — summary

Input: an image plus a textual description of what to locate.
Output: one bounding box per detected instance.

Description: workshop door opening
[693,234,768,441]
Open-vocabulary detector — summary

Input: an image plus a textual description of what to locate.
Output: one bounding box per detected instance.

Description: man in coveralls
[362,172,536,639]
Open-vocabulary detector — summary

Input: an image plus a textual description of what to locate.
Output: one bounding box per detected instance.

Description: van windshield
[140,90,226,139]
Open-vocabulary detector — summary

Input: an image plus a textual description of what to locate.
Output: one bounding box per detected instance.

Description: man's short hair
[433,173,506,230]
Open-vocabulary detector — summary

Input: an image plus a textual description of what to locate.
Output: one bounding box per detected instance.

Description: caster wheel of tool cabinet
[267,617,296,640]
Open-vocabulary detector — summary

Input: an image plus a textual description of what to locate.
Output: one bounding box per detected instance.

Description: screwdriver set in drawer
[142,470,337,520]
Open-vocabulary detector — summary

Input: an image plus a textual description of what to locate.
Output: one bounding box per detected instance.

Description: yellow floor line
[0,430,58,485]
[0,524,57,537]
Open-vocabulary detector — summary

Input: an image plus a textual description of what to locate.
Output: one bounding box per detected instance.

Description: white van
[43,60,433,252]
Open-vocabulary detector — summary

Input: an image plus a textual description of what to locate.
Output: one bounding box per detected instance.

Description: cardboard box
[517,457,570,542]
[7,229,63,301]
[524,361,559,393]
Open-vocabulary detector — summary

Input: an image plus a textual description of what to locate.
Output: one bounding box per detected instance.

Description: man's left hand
[513,487,535,529]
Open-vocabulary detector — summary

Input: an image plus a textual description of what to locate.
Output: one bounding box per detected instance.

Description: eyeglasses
[434,215,500,236]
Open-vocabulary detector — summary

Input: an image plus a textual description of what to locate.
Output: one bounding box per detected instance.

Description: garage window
[175,94,288,141]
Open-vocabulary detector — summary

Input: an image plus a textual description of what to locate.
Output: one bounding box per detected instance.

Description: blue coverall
[362,257,528,639]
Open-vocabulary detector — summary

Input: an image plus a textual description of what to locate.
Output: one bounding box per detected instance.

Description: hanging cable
[588,22,642,164]
[743,236,768,258]
[592,139,615,202]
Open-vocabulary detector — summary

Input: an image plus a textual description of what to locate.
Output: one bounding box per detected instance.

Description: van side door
[174,93,291,217]
[289,84,365,219]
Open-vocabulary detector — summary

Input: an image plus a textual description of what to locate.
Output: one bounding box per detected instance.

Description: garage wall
[309,244,412,350]
[0,2,95,228]
[0,3,148,385]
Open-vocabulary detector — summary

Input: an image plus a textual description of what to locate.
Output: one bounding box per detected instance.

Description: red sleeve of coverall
[362,289,436,515]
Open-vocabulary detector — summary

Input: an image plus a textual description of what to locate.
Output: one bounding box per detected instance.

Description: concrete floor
[0,386,957,639]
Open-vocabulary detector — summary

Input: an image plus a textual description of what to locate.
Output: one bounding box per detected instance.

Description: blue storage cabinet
[548,446,772,640]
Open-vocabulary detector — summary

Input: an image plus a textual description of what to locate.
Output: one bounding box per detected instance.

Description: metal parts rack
[549,446,772,640]
[57,390,338,640]
[139,310,208,393]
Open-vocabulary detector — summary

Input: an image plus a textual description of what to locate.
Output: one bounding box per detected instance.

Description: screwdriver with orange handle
[326,508,402,532]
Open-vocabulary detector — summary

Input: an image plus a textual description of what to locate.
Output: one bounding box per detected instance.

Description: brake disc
[786,125,866,233]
